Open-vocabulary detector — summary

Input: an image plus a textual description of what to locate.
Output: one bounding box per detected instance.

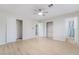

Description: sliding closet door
[0,16,6,45]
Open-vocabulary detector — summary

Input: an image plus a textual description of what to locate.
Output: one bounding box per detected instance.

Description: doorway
[35,23,44,37]
[35,24,38,36]
[46,22,53,38]
[16,20,23,40]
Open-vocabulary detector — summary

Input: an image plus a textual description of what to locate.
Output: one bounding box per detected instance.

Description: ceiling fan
[33,4,53,16]
[33,9,48,16]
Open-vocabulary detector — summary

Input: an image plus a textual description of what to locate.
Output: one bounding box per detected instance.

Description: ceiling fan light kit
[38,12,43,16]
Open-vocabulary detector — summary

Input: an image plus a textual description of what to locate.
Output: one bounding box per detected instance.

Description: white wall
[0,10,79,45]
[7,16,16,43]
[23,19,36,39]
[0,13,6,45]
[42,11,79,41]
[43,18,65,41]
[23,19,45,39]
[0,11,37,44]
[53,18,65,41]
[0,12,17,45]
[38,22,44,37]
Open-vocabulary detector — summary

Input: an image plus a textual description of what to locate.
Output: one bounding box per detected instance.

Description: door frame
[16,19,23,40]
[46,21,53,38]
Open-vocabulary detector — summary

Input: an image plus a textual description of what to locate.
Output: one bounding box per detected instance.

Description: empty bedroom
[0,4,79,55]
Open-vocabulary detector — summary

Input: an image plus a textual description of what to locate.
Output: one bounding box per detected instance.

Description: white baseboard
[53,38,66,42]
[0,42,6,45]
[0,40,16,45]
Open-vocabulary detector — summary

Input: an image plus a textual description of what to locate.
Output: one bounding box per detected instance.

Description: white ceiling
[0,4,79,20]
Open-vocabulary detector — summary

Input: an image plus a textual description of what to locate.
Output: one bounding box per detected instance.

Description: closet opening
[16,20,23,40]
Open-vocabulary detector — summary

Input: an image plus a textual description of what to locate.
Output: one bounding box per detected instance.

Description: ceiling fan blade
[34,9,38,12]
[43,11,48,13]
[33,13,37,15]
[38,9,42,11]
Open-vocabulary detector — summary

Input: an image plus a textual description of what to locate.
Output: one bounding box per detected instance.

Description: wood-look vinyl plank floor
[0,38,79,55]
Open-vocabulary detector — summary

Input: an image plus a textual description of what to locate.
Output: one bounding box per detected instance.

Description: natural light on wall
[65,17,79,44]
